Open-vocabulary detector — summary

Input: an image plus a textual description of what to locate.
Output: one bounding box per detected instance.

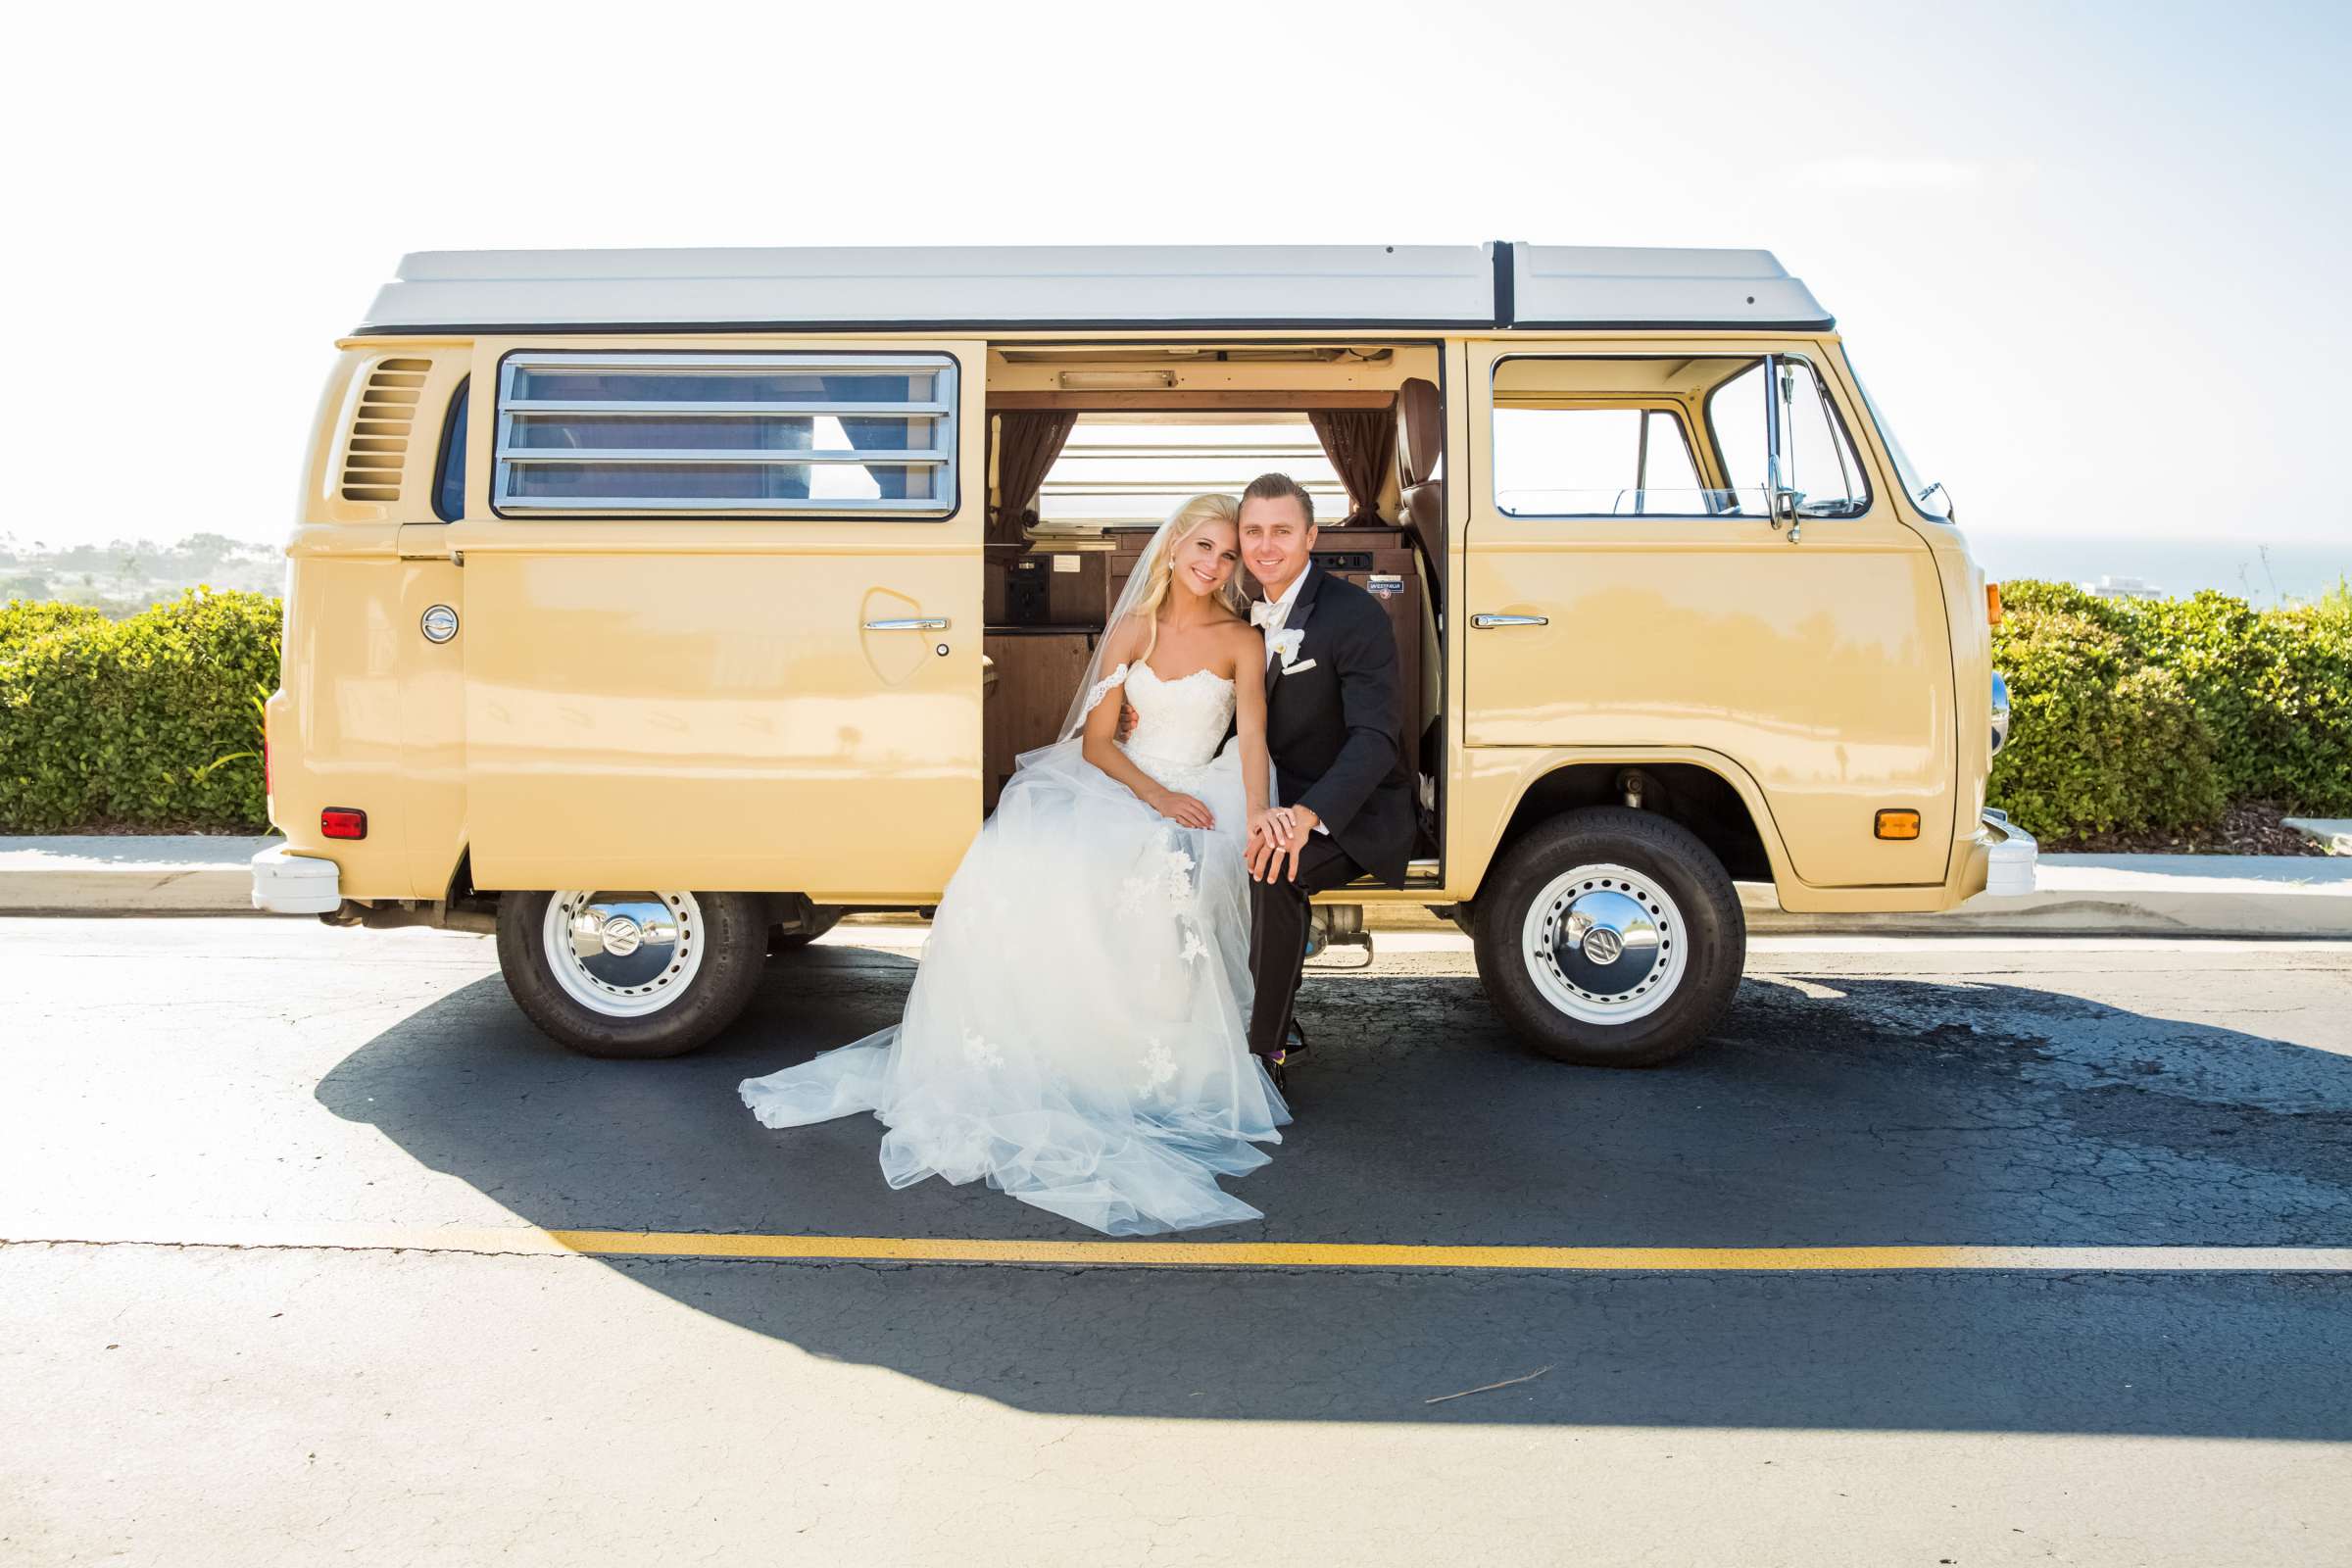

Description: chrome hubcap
[1575,918,1627,967]
[543,891,704,1017]
[1522,863,1688,1025]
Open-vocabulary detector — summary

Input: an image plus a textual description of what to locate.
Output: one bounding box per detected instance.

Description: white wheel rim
[542,891,705,1018]
[1520,862,1688,1026]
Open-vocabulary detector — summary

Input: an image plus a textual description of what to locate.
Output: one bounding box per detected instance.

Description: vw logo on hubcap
[1581,926,1626,964]
[599,913,644,956]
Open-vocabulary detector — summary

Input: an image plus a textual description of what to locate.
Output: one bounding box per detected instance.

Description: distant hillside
[0,532,280,616]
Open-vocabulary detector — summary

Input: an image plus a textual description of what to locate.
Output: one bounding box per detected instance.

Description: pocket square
[1278,658,1317,675]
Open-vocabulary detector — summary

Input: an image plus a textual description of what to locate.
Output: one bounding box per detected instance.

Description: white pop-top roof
[357,243,1830,333]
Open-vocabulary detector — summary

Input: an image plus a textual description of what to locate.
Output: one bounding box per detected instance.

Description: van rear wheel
[1473,808,1743,1067]
[495,889,767,1059]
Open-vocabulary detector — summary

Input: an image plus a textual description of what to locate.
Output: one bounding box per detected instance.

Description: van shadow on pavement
[315,946,2352,1437]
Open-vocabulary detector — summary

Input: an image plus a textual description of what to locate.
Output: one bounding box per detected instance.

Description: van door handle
[863,616,952,631]
[1469,612,1549,629]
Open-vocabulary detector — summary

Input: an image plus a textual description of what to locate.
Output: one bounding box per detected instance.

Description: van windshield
[1846,352,1952,522]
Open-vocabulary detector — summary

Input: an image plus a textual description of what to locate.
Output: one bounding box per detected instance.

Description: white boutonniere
[1269,628,1306,668]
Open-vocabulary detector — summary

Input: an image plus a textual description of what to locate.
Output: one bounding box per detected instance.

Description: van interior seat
[1396,377,1444,601]
[1387,378,1446,858]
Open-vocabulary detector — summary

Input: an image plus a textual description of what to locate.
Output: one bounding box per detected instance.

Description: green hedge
[0,600,108,646]
[3,579,2346,843]
[0,590,280,832]
[1989,581,2352,839]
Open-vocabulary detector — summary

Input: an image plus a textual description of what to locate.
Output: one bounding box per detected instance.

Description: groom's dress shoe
[1263,1018,1310,1096]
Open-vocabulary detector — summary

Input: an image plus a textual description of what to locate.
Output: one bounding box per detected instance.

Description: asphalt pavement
[4,917,2349,1566]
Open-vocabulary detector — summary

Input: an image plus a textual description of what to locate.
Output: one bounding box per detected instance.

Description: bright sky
[6,0,2346,549]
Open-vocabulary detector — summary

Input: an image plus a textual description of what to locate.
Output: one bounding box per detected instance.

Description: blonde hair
[1126,493,1247,662]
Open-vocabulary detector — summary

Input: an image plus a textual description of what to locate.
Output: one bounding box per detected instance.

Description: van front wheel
[1473,808,1743,1068]
[495,889,767,1059]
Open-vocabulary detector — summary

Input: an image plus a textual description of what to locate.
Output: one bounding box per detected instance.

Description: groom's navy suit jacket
[1255,565,1416,887]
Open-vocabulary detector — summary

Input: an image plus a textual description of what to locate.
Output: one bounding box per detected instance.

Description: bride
[739,494,1294,1235]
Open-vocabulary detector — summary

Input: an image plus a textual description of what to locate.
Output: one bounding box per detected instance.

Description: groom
[1234,472,1415,1087]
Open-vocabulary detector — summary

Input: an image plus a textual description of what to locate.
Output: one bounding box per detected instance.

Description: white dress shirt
[1255,564,1312,668]
[1253,565,1329,834]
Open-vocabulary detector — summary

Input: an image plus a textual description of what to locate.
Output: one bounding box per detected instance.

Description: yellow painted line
[11,1225,2352,1272]
[554,1233,2352,1272]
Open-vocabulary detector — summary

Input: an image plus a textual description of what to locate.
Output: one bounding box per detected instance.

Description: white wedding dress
[738,658,1290,1235]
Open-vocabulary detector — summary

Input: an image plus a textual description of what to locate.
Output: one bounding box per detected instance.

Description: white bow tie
[1250,600,1285,629]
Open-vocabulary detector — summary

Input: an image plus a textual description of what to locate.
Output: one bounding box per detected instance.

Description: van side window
[1703,357,1870,518]
[1776,359,1871,517]
[1492,354,1796,517]
[1704,361,1767,513]
[1492,407,1703,516]
[491,352,956,517]
[432,378,468,523]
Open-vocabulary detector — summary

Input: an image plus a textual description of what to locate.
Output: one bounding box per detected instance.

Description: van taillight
[321,808,367,840]
[1986,583,2003,626]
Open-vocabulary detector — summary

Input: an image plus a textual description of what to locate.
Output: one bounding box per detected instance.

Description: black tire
[767,905,846,956]
[495,890,768,1059]
[1473,807,1743,1067]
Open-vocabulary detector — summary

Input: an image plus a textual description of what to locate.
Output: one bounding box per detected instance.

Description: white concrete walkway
[0,835,276,913]
[4,835,2350,936]
[1742,854,2352,938]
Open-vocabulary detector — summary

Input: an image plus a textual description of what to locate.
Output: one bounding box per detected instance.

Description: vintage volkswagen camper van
[253,243,2034,1067]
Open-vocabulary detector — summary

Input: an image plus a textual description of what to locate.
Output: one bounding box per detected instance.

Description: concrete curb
[1740,855,2352,938]
[3,836,2350,938]
[2286,817,2352,857]
[0,836,279,915]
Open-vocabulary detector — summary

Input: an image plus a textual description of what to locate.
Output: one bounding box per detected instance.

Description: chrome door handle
[863,616,952,631]
[1469,612,1550,629]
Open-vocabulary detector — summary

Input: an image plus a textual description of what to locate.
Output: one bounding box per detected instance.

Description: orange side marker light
[1875,809,1922,841]
[1986,582,2003,625]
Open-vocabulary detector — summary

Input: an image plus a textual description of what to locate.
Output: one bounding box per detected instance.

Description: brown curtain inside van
[989,411,1079,545]
[1309,407,1395,526]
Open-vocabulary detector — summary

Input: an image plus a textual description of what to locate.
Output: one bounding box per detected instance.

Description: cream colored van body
[255,245,2031,1064]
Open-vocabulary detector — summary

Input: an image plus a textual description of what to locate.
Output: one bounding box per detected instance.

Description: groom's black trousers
[1246,835,1367,1057]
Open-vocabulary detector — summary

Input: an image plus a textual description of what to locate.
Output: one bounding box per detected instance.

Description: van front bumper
[251,844,342,914]
[1978,808,2038,898]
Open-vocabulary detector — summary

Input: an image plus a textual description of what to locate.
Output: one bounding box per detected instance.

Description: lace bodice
[1110,662,1236,783]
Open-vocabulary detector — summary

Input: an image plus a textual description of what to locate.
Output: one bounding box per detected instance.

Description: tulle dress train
[738,661,1289,1235]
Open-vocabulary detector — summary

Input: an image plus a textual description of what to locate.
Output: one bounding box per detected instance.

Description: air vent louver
[340,358,431,503]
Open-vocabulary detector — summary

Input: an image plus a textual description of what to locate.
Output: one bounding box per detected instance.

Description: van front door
[1460,341,1955,887]
[442,341,984,903]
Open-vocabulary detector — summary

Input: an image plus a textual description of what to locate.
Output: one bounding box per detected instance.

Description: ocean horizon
[1966,533,2346,608]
